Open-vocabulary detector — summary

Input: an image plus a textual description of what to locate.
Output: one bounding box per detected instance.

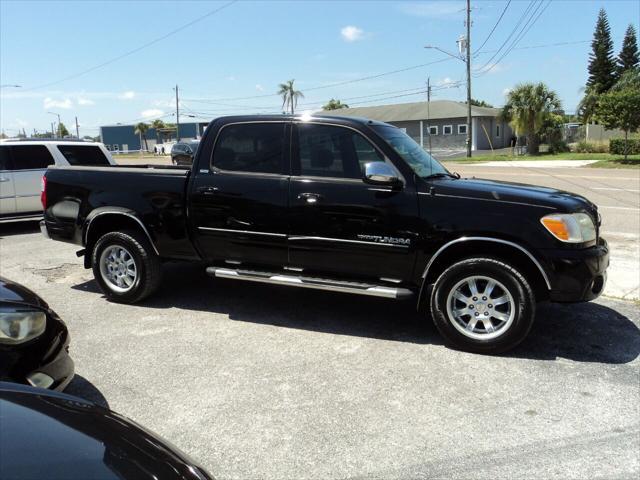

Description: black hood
[432,177,598,216]
[0,276,48,310]
[0,382,213,480]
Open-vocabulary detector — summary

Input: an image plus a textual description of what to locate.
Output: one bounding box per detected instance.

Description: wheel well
[421,240,550,304]
[83,214,154,268]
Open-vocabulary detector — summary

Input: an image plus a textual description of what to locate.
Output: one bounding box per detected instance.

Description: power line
[474,0,512,56]
[187,57,455,103]
[22,1,238,91]
[474,0,551,77]
[473,0,538,73]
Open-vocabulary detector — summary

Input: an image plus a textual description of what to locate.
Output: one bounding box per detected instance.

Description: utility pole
[51,122,55,138]
[427,76,432,156]
[75,116,80,139]
[465,0,472,158]
[175,84,180,142]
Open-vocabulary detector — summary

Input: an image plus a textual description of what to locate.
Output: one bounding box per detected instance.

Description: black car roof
[210,114,391,128]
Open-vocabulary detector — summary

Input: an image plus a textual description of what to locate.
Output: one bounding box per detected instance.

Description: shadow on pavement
[65,374,110,408]
[0,220,40,237]
[72,262,640,364]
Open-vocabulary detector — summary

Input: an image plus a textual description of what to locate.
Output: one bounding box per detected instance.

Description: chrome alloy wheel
[99,245,137,293]
[446,275,516,340]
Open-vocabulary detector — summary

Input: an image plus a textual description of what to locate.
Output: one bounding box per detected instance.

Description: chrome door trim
[198,226,286,238]
[288,235,409,249]
[84,211,159,255]
[422,236,551,289]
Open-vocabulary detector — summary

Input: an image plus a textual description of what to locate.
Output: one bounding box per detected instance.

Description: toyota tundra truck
[40,115,609,353]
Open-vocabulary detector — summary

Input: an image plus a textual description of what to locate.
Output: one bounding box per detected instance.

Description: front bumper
[544,237,609,302]
[0,310,75,392]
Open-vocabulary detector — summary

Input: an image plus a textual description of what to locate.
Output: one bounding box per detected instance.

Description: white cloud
[152,99,174,108]
[141,109,164,118]
[503,87,512,97]
[119,91,135,100]
[16,118,28,127]
[399,2,464,17]
[226,75,236,81]
[43,97,73,109]
[475,62,508,75]
[77,97,95,106]
[255,84,264,92]
[436,77,456,86]
[341,25,365,42]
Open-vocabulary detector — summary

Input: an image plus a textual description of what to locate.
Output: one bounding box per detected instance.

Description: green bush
[548,140,570,153]
[609,138,640,155]
[573,140,609,153]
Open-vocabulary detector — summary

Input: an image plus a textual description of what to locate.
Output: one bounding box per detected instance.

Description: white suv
[0,139,115,221]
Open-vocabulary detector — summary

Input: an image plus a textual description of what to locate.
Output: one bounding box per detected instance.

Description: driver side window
[295,124,384,179]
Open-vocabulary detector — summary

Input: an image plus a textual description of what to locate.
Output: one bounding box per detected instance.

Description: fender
[417,236,551,309]
[83,207,159,256]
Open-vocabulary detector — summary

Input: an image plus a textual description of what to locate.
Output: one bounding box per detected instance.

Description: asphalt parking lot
[1,208,639,479]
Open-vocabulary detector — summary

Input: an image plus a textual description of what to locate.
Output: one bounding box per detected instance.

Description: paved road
[1,223,639,479]
[444,164,640,300]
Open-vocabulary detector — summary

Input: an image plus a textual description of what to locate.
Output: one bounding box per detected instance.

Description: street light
[47,111,61,138]
[0,84,21,89]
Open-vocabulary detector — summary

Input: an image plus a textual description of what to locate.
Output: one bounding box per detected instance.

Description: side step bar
[206,267,414,299]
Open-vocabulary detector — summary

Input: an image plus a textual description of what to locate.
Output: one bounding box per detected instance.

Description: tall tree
[277,79,304,114]
[617,24,639,75]
[134,122,149,151]
[501,82,562,155]
[322,98,349,110]
[586,8,617,93]
[58,122,70,137]
[596,87,640,160]
[151,119,166,144]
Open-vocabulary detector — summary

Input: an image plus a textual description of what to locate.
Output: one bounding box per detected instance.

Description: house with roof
[324,100,514,152]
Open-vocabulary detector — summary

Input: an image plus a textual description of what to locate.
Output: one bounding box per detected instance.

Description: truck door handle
[197,186,218,196]
[298,193,323,204]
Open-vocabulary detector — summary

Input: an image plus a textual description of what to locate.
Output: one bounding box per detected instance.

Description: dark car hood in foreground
[0,383,213,480]
[432,176,598,214]
[0,276,48,310]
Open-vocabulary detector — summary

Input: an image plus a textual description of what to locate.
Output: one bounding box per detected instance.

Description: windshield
[372,125,448,178]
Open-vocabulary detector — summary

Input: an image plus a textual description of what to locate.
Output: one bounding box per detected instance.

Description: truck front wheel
[430,257,535,354]
[91,230,162,304]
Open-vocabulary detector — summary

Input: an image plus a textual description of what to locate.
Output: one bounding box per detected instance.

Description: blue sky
[1,0,638,137]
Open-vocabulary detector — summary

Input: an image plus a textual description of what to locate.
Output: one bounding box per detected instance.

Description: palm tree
[134,122,149,152]
[277,79,304,114]
[501,82,562,154]
[322,98,349,110]
[151,119,166,145]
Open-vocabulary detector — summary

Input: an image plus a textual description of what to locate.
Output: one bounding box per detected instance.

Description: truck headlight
[0,308,47,344]
[540,213,596,243]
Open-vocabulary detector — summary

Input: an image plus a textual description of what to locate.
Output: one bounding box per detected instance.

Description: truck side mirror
[363,162,401,186]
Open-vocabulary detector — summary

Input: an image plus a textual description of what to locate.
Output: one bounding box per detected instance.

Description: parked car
[0,139,115,222]
[40,115,609,354]
[171,140,200,166]
[0,276,74,390]
[0,382,213,479]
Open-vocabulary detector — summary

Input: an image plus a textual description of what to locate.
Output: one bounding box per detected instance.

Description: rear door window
[56,145,110,166]
[212,123,285,174]
[9,145,55,170]
[0,147,13,170]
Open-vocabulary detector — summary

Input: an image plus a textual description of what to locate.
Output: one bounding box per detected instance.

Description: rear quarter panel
[44,166,199,260]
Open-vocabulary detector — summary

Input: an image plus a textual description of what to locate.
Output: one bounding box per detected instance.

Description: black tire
[91,230,162,304]
[430,257,535,354]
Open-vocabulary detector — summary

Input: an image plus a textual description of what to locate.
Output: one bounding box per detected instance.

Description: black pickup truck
[41,115,609,353]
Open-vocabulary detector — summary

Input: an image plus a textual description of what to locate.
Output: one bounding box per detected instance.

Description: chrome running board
[206,267,414,299]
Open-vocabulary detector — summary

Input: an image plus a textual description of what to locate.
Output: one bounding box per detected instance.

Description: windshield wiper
[423,172,459,179]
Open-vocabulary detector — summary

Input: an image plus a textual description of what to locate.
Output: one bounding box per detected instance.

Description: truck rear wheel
[91,230,162,304]
[430,257,535,354]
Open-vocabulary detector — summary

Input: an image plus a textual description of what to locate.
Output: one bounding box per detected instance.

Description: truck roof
[210,114,392,128]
